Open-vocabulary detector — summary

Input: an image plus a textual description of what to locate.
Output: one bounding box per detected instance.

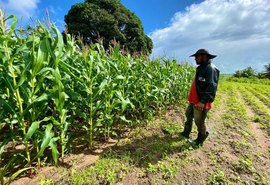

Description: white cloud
[150,0,270,74]
[0,0,39,18]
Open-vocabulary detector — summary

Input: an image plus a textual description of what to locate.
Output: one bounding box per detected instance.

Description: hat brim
[189,54,217,59]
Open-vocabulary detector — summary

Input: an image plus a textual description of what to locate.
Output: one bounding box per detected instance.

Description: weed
[161,121,182,136]
[235,156,255,174]
[239,130,250,137]
[147,163,158,174]
[106,170,117,184]
[207,170,232,185]
[254,115,261,123]
[39,178,54,185]
[234,139,253,151]
[253,173,270,185]
[70,158,130,184]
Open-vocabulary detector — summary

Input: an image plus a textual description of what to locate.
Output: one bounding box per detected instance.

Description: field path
[246,104,270,152]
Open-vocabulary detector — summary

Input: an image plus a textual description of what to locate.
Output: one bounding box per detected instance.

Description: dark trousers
[183,103,209,136]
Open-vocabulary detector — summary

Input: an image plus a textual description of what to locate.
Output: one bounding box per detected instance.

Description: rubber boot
[180,124,192,139]
[180,131,190,139]
[193,131,209,146]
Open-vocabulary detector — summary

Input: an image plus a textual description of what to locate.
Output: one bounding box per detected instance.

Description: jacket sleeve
[199,65,219,104]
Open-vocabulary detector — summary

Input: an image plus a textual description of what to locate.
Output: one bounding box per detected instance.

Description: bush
[233,67,256,78]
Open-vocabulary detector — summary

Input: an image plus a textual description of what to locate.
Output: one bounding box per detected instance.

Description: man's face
[195,54,208,65]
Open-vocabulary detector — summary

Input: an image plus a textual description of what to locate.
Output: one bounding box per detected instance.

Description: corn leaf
[49,137,59,165]
[9,167,34,182]
[34,124,53,159]
[24,117,51,141]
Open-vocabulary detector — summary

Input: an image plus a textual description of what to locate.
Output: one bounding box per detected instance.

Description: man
[181,49,220,146]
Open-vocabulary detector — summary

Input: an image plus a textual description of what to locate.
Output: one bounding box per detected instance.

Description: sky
[0,0,269,74]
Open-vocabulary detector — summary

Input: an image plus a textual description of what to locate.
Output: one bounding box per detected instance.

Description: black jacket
[196,60,220,104]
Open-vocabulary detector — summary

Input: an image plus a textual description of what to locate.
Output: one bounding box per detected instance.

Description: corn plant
[0,11,195,182]
[0,13,55,181]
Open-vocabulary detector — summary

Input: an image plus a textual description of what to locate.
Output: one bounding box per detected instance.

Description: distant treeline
[233,64,270,79]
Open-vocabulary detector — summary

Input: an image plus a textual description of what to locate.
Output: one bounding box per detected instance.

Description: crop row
[244,86,270,109]
[0,14,194,181]
[248,84,270,98]
[227,77,270,85]
[236,84,270,130]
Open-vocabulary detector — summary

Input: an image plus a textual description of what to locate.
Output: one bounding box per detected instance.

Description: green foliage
[233,64,270,79]
[64,0,153,55]
[161,121,182,136]
[39,178,54,185]
[70,158,128,184]
[0,12,194,181]
[234,155,255,174]
[226,76,270,85]
[233,66,256,78]
[263,63,270,78]
[207,170,232,185]
[257,72,267,79]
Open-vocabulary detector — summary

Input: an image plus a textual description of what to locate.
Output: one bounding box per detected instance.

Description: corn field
[0,12,194,182]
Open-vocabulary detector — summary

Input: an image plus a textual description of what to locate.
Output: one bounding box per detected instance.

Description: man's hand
[195,102,205,111]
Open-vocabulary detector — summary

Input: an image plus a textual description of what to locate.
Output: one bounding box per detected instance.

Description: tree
[264,63,270,78]
[233,70,242,78]
[64,0,153,55]
[233,66,256,78]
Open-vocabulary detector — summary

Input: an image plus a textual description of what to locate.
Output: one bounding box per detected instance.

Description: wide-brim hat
[190,49,217,59]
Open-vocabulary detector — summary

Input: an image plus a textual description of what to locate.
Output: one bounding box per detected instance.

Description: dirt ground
[10,82,270,185]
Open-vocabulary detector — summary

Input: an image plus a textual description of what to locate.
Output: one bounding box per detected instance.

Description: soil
[9,82,270,185]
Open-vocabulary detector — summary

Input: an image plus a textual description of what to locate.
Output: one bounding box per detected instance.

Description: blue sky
[121,0,203,34]
[1,0,270,74]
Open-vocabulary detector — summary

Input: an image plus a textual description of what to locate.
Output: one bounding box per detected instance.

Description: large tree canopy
[64,0,153,54]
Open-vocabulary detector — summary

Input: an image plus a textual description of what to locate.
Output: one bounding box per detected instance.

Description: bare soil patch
[10,139,119,185]
[246,107,270,152]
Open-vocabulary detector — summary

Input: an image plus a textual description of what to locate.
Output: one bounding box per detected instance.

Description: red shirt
[188,79,212,109]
